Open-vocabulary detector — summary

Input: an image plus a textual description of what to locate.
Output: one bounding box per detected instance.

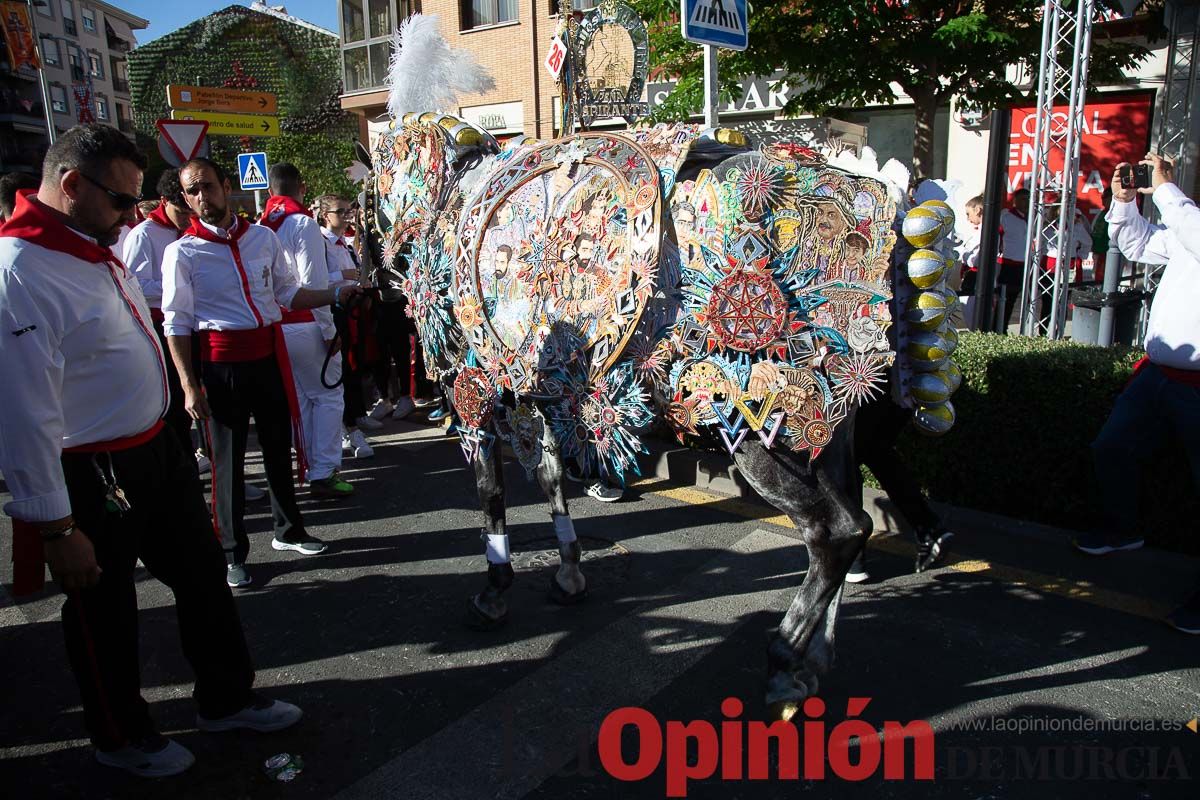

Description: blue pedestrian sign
[237,152,269,191]
[681,0,748,51]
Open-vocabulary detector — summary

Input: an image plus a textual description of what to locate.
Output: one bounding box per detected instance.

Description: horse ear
[355,141,372,166]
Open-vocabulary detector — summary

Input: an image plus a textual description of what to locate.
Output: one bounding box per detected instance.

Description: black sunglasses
[80,172,142,211]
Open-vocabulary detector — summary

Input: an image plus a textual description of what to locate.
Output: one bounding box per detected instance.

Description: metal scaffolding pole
[1139,0,1199,343]
[1019,0,1095,339]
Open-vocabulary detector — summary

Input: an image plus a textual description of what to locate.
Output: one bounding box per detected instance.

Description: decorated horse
[360,10,962,716]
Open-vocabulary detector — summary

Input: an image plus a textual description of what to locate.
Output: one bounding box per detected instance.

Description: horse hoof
[464,597,508,631]
[548,578,589,606]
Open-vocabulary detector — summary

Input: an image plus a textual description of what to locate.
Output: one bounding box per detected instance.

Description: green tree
[637,1,1158,179]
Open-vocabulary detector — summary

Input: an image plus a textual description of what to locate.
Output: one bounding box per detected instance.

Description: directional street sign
[171,109,280,137]
[168,84,278,115]
[681,0,748,51]
[155,119,210,167]
[237,152,269,191]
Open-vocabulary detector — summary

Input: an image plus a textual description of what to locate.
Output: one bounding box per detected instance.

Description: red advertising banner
[0,0,40,71]
[1008,93,1154,225]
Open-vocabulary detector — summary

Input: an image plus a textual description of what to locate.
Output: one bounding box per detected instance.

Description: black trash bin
[1071,287,1148,346]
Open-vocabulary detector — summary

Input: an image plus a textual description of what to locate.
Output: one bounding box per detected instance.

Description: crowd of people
[0,124,1196,780]
[0,125,455,777]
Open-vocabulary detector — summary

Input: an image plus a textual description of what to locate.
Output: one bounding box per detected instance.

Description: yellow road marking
[629,477,1173,620]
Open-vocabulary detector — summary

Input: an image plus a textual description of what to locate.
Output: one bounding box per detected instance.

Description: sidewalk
[640,438,1200,620]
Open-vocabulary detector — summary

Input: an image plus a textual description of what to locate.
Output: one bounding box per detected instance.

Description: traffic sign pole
[682,0,748,129]
[704,44,719,128]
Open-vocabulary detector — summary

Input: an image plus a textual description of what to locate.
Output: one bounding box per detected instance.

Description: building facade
[0,0,146,175]
[339,1,606,141]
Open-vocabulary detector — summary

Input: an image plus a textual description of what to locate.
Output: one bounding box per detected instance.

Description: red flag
[0,1,40,71]
[72,82,94,123]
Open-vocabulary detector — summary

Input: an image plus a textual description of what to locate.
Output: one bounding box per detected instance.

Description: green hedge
[882,332,1198,554]
[128,6,356,199]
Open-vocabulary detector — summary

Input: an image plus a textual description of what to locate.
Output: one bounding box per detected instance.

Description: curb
[639,438,1200,599]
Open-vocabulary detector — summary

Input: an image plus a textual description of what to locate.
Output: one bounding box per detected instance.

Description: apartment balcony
[70,65,85,81]
[112,77,129,94]
[105,21,132,53]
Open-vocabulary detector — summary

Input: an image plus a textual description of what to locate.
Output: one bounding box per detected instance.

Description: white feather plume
[386,14,496,119]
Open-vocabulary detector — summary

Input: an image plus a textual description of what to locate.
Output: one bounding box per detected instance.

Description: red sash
[12,420,167,595]
[197,326,309,484]
[1131,356,1200,387]
[280,308,316,324]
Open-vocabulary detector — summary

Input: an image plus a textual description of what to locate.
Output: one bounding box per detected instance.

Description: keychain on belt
[92,453,131,514]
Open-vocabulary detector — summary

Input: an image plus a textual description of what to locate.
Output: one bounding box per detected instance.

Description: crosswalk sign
[237,152,269,191]
[681,0,748,51]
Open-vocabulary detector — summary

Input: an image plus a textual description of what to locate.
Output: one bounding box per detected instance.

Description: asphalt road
[1,414,1197,799]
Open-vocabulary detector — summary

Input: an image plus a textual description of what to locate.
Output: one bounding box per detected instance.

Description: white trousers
[282,322,344,481]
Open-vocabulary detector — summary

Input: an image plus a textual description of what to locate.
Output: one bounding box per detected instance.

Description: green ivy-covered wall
[128,5,357,199]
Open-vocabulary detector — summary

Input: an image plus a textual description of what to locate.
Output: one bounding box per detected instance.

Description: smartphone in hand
[1133,163,1152,189]
[1119,164,1153,190]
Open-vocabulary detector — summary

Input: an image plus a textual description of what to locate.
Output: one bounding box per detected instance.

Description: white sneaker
[96,735,195,778]
[197,696,303,733]
[342,433,353,453]
[196,450,211,475]
[391,396,415,420]
[585,481,623,502]
[356,415,384,431]
[347,429,375,458]
[368,399,394,420]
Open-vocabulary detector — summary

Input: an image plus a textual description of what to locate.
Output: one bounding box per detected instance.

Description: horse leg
[466,442,515,630]
[534,424,588,604]
[733,433,870,718]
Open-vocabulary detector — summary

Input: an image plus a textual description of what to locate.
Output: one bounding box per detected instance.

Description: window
[95,97,108,120]
[368,0,391,38]
[343,46,369,92]
[88,52,102,78]
[68,48,84,80]
[369,42,390,87]
[342,0,365,43]
[82,8,96,32]
[36,0,53,18]
[552,0,600,12]
[41,38,60,66]
[50,85,68,113]
[62,0,76,35]
[462,0,517,30]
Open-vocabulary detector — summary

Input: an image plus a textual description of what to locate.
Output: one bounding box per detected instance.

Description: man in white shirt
[163,158,359,589]
[0,125,301,778]
[260,164,354,498]
[1075,154,1200,636]
[122,168,194,451]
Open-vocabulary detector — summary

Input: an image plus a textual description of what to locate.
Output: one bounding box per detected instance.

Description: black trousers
[854,395,941,535]
[60,428,255,750]
[333,305,369,426]
[373,300,432,400]
[201,356,305,564]
[998,259,1025,333]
